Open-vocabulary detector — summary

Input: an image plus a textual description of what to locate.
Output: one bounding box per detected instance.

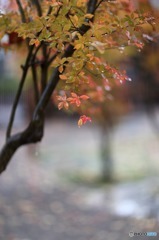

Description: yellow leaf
[76,0,86,7]
[70,15,79,27]
[74,43,84,50]
[85,14,94,19]
[78,119,83,127]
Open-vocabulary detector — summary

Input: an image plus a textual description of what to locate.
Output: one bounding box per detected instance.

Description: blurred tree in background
[0,0,158,176]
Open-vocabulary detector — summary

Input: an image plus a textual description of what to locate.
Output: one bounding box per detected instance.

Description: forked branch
[0,0,98,174]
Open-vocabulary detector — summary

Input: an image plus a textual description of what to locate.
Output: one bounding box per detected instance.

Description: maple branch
[87,0,98,13]
[54,5,62,18]
[0,116,44,173]
[47,6,53,15]
[95,0,106,10]
[29,44,42,106]
[95,0,116,10]
[47,51,59,66]
[16,0,26,23]
[31,61,40,104]
[29,43,44,108]
[0,0,98,174]
[33,0,42,17]
[7,0,44,138]
[6,46,34,139]
[41,44,48,93]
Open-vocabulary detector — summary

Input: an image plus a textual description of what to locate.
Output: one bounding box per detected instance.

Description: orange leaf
[34,39,40,47]
[74,43,84,50]
[58,65,63,73]
[64,101,69,110]
[79,95,89,100]
[59,74,67,80]
[58,102,64,110]
[57,95,63,101]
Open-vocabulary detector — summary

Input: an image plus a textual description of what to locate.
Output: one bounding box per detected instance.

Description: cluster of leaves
[0,0,158,173]
[57,92,89,110]
[0,0,158,127]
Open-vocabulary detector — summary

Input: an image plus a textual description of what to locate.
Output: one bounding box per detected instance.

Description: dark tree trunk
[100,125,113,182]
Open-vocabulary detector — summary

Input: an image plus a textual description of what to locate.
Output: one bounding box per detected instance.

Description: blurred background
[0,0,159,240]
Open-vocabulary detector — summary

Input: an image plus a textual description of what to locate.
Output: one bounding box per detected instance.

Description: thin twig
[95,0,105,10]
[47,6,53,15]
[54,5,62,17]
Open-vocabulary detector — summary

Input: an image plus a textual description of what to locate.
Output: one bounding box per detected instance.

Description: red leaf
[78,115,92,127]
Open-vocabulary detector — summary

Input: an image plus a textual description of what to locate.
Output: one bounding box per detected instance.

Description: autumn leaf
[74,43,84,50]
[29,38,40,47]
[79,95,89,100]
[76,0,87,7]
[85,14,94,19]
[133,40,144,49]
[67,93,81,107]
[57,94,69,110]
[58,102,64,110]
[59,74,67,80]
[58,65,64,73]
[67,93,89,107]
[78,115,92,127]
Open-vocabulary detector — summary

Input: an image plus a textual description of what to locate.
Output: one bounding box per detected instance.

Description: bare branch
[47,6,53,15]
[0,116,44,173]
[33,0,42,17]
[31,64,40,104]
[30,44,42,103]
[16,0,26,23]
[95,0,104,10]
[6,46,34,139]
[41,44,48,93]
[47,51,59,66]
[87,0,98,13]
